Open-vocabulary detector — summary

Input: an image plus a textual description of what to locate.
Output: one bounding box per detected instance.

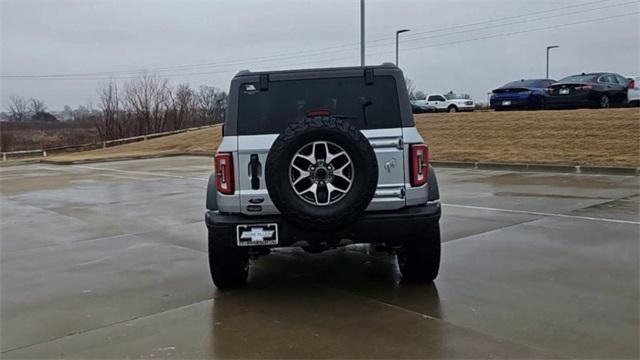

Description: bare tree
[7,95,29,122]
[405,78,418,100]
[125,73,171,135]
[28,98,47,115]
[172,83,196,129]
[96,80,122,141]
[414,90,427,100]
[197,85,228,124]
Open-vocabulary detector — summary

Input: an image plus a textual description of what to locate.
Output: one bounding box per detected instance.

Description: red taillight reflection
[214,153,234,194]
[628,79,636,89]
[306,108,331,117]
[574,85,593,90]
[410,144,429,187]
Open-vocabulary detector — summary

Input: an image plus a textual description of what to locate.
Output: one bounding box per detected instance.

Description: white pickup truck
[419,93,475,112]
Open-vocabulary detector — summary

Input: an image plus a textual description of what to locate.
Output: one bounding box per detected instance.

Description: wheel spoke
[326,150,346,164]
[333,162,352,184]
[294,153,314,166]
[291,163,310,177]
[316,142,329,162]
[295,182,317,196]
[326,182,346,196]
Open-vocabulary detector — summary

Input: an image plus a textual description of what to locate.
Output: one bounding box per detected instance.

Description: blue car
[490,79,556,111]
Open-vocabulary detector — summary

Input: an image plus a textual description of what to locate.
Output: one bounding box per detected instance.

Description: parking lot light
[396,29,410,67]
[546,45,559,79]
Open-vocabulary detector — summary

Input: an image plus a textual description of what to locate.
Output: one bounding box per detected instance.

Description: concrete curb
[39,152,215,165]
[430,161,640,176]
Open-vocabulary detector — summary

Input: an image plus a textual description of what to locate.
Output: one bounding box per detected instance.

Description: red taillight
[574,85,593,90]
[214,152,234,194]
[628,79,635,89]
[306,108,331,117]
[410,144,429,187]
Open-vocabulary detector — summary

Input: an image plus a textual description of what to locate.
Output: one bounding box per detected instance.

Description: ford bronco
[205,63,442,288]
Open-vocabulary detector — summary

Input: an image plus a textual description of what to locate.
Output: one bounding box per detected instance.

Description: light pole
[360,0,365,66]
[546,45,559,79]
[395,29,410,67]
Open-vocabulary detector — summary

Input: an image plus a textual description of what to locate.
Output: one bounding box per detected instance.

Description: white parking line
[443,203,639,225]
[42,165,209,181]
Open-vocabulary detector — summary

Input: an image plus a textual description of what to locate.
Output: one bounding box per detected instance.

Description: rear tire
[397,224,441,282]
[208,231,249,289]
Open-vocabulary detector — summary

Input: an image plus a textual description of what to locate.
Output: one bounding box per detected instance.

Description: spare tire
[265,117,378,230]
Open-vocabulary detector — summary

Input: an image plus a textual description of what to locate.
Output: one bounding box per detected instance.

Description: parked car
[627,77,639,107]
[490,79,555,111]
[544,72,631,109]
[410,100,436,113]
[205,63,442,288]
[424,93,474,112]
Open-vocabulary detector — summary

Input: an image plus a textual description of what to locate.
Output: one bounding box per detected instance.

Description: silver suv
[205,64,442,288]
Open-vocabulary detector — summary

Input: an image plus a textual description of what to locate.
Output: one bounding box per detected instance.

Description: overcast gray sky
[1,0,639,111]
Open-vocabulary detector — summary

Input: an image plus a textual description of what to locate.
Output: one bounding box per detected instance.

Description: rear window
[558,74,598,83]
[237,76,401,135]
[503,79,553,88]
[444,93,470,100]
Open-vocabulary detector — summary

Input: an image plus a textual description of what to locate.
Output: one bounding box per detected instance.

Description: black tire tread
[397,224,441,282]
[208,231,249,289]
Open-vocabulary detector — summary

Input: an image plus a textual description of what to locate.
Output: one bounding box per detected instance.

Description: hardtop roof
[232,63,399,79]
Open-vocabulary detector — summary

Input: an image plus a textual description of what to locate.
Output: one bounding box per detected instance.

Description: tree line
[5,73,228,142]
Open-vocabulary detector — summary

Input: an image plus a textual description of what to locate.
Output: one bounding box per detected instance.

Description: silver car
[205,63,442,288]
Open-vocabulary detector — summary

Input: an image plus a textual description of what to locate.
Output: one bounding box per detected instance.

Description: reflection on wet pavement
[1,156,638,358]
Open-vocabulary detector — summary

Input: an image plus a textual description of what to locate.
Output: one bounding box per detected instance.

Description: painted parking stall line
[443,203,639,225]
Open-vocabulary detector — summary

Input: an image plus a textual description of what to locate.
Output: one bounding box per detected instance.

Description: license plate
[501,100,511,106]
[559,88,570,95]
[236,224,278,246]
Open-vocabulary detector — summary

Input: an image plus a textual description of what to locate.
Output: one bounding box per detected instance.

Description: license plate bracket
[236,224,278,246]
[559,88,570,95]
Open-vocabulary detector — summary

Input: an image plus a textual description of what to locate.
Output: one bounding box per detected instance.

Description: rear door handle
[248,154,262,190]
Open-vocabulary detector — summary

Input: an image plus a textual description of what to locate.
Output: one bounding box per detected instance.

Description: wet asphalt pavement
[1,156,638,359]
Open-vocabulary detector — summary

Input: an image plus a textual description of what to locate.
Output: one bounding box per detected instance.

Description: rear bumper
[544,92,596,108]
[456,105,475,112]
[205,202,441,248]
[491,96,536,109]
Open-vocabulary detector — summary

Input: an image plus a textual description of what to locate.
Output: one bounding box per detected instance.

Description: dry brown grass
[50,125,221,162]
[49,109,640,167]
[417,108,639,167]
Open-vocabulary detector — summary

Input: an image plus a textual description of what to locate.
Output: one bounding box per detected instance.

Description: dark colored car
[544,72,631,109]
[410,100,436,113]
[490,79,555,111]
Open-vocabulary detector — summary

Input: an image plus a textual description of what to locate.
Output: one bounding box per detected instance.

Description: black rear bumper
[543,92,596,108]
[205,203,441,248]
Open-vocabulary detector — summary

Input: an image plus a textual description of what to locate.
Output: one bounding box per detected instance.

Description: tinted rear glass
[237,76,401,135]
[558,75,598,83]
[444,93,470,100]
[503,80,551,88]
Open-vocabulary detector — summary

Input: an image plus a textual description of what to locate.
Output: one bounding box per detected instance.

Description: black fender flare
[206,173,218,210]
[427,165,440,202]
